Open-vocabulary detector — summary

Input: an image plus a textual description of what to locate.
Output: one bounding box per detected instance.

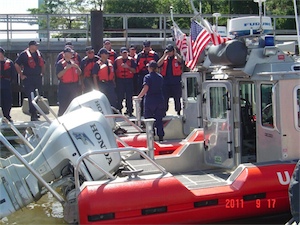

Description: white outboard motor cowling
[64,90,115,129]
[0,108,121,219]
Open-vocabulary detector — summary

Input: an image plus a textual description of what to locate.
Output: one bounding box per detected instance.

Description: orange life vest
[59,60,79,83]
[97,60,114,82]
[73,52,81,66]
[0,59,12,79]
[137,50,156,73]
[160,56,182,77]
[115,56,134,79]
[108,49,116,63]
[25,49,44,68]
[82,56,98,78]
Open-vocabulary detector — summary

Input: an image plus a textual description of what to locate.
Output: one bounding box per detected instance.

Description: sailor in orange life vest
[92,48,117,108]
[157,44,183,116]
[133,60,165,142]
[0,47,17,122]
[114,47,137,117]
[136,40,159,114]
[15,40,46,121]
[103,40,117,63]
[80,46,100,93]
[56,42,81,66]
[56,47,82,116]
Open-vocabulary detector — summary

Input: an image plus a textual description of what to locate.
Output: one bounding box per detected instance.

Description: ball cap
[85,46,94,51]
[147,60,158,68]
[98,48,109,55]
[65,41,73,46]
[0,47,5,54]
[104,40,111,45]
[28,40,39,46]
[120,47,128,53]
[143,40,151,47]
[166,44,174,52]
[129,44,136,50]
[63,47,74,53]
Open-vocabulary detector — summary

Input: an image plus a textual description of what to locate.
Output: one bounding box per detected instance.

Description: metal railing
[0,13,298,45]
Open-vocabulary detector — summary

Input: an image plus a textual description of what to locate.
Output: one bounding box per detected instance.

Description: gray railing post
[133,98,142,127]
[144,118,155,159]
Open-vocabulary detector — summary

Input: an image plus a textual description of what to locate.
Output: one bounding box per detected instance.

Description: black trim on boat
[142,206,167,215]
[243,192,266,201]
[88,212,115,221]
[194,199,219,208]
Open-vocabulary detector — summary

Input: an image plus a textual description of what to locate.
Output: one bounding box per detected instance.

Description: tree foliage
[28,0,297,38]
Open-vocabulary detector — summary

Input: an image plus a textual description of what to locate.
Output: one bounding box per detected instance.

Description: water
[0,137,66,224]
[0,192,66,225]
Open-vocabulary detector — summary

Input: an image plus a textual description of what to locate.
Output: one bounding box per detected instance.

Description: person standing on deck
[136,40,159,115]
[134,60,165,142]
[114,47,136,116]
[56,47,82,116]
[0,47,17,122]
[15,40,46,121]
[92,48,117,109]
[80,46,99,93]
[157,44,183,115]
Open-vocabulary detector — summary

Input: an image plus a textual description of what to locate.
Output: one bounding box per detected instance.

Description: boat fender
[208,39,247,66]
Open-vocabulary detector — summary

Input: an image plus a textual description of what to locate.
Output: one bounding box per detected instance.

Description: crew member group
[0,40,183,126]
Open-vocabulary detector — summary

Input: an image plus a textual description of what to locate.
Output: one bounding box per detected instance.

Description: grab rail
[0,132,65,204]
[31,90,57,123]
[74,147,167,195]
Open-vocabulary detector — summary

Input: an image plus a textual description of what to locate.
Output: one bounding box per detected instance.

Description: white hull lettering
[276,171,291,185]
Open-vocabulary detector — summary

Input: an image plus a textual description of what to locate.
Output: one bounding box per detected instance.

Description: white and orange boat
[0,12,299,225]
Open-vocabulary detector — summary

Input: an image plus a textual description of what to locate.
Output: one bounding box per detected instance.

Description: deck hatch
[141,206,167,215]
[88,212,115,221]
[243,192,266,201]
[194,199,218,208]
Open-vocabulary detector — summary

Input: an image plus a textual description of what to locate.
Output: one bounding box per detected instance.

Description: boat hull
[77,162,296,224]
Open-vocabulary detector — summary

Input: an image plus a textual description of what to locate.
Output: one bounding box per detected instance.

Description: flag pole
[170,6,175,24]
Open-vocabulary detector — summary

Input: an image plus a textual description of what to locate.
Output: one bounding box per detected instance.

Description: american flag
[173,22,187,60]
[185,20,211,70]
[202,19,231,45]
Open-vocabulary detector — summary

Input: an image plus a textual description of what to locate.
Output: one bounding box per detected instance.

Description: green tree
[28,0,297,38]
[266,0,296,30]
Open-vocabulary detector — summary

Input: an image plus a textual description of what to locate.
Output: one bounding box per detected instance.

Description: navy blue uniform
[143,72,165,138]
[0,59,17,120]
[136,50,159,115]
[15,49,45,118]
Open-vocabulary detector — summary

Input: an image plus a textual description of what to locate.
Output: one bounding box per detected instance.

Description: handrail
[74,147,168,195]
[0,132,65,204]
[0,13,297,45]
[31,90,58,123]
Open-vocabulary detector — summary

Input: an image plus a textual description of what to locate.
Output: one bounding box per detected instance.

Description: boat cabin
[182,24,300,170]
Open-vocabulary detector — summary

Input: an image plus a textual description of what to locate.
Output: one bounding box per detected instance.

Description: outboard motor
[65,90,116,129]
[0,108,121,218]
